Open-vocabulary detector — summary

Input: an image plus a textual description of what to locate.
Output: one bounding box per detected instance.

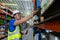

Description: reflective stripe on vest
[8,25,22,40]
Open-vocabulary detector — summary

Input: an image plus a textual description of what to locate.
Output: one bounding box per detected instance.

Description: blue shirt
[36,0,41,9]
[9,19,16,32]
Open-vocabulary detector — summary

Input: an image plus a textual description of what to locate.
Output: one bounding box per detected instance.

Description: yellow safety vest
[8,25,22,40]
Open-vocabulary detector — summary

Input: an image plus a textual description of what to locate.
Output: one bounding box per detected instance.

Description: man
[8,10,39,40]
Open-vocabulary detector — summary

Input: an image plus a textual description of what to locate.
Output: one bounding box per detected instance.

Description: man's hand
[21,29,28,35]
[32,10,39,16]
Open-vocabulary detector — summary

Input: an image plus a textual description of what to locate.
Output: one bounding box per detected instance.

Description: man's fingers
[34,10,38,13]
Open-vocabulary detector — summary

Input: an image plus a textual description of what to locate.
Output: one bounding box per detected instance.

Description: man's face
[14,13,21,20]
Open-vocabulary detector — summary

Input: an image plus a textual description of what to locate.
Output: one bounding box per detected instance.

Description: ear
[14,15,15,18]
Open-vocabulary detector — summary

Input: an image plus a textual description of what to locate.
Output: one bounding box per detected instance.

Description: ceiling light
[1,3,18,6]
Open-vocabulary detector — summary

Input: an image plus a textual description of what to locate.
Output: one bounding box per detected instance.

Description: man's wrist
[32,10,38,16]
[32,12,35,16]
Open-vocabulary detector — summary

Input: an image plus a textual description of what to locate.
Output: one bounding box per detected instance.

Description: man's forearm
[19,10,38,23]
[20,13,34,22]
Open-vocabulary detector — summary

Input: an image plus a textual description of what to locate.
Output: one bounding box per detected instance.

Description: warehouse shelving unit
[37,0,60,33]
[33,0,60,40]
[0,4,13,39]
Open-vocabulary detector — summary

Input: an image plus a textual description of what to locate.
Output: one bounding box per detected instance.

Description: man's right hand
[32,9,40,16]
[32,10,38,15]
